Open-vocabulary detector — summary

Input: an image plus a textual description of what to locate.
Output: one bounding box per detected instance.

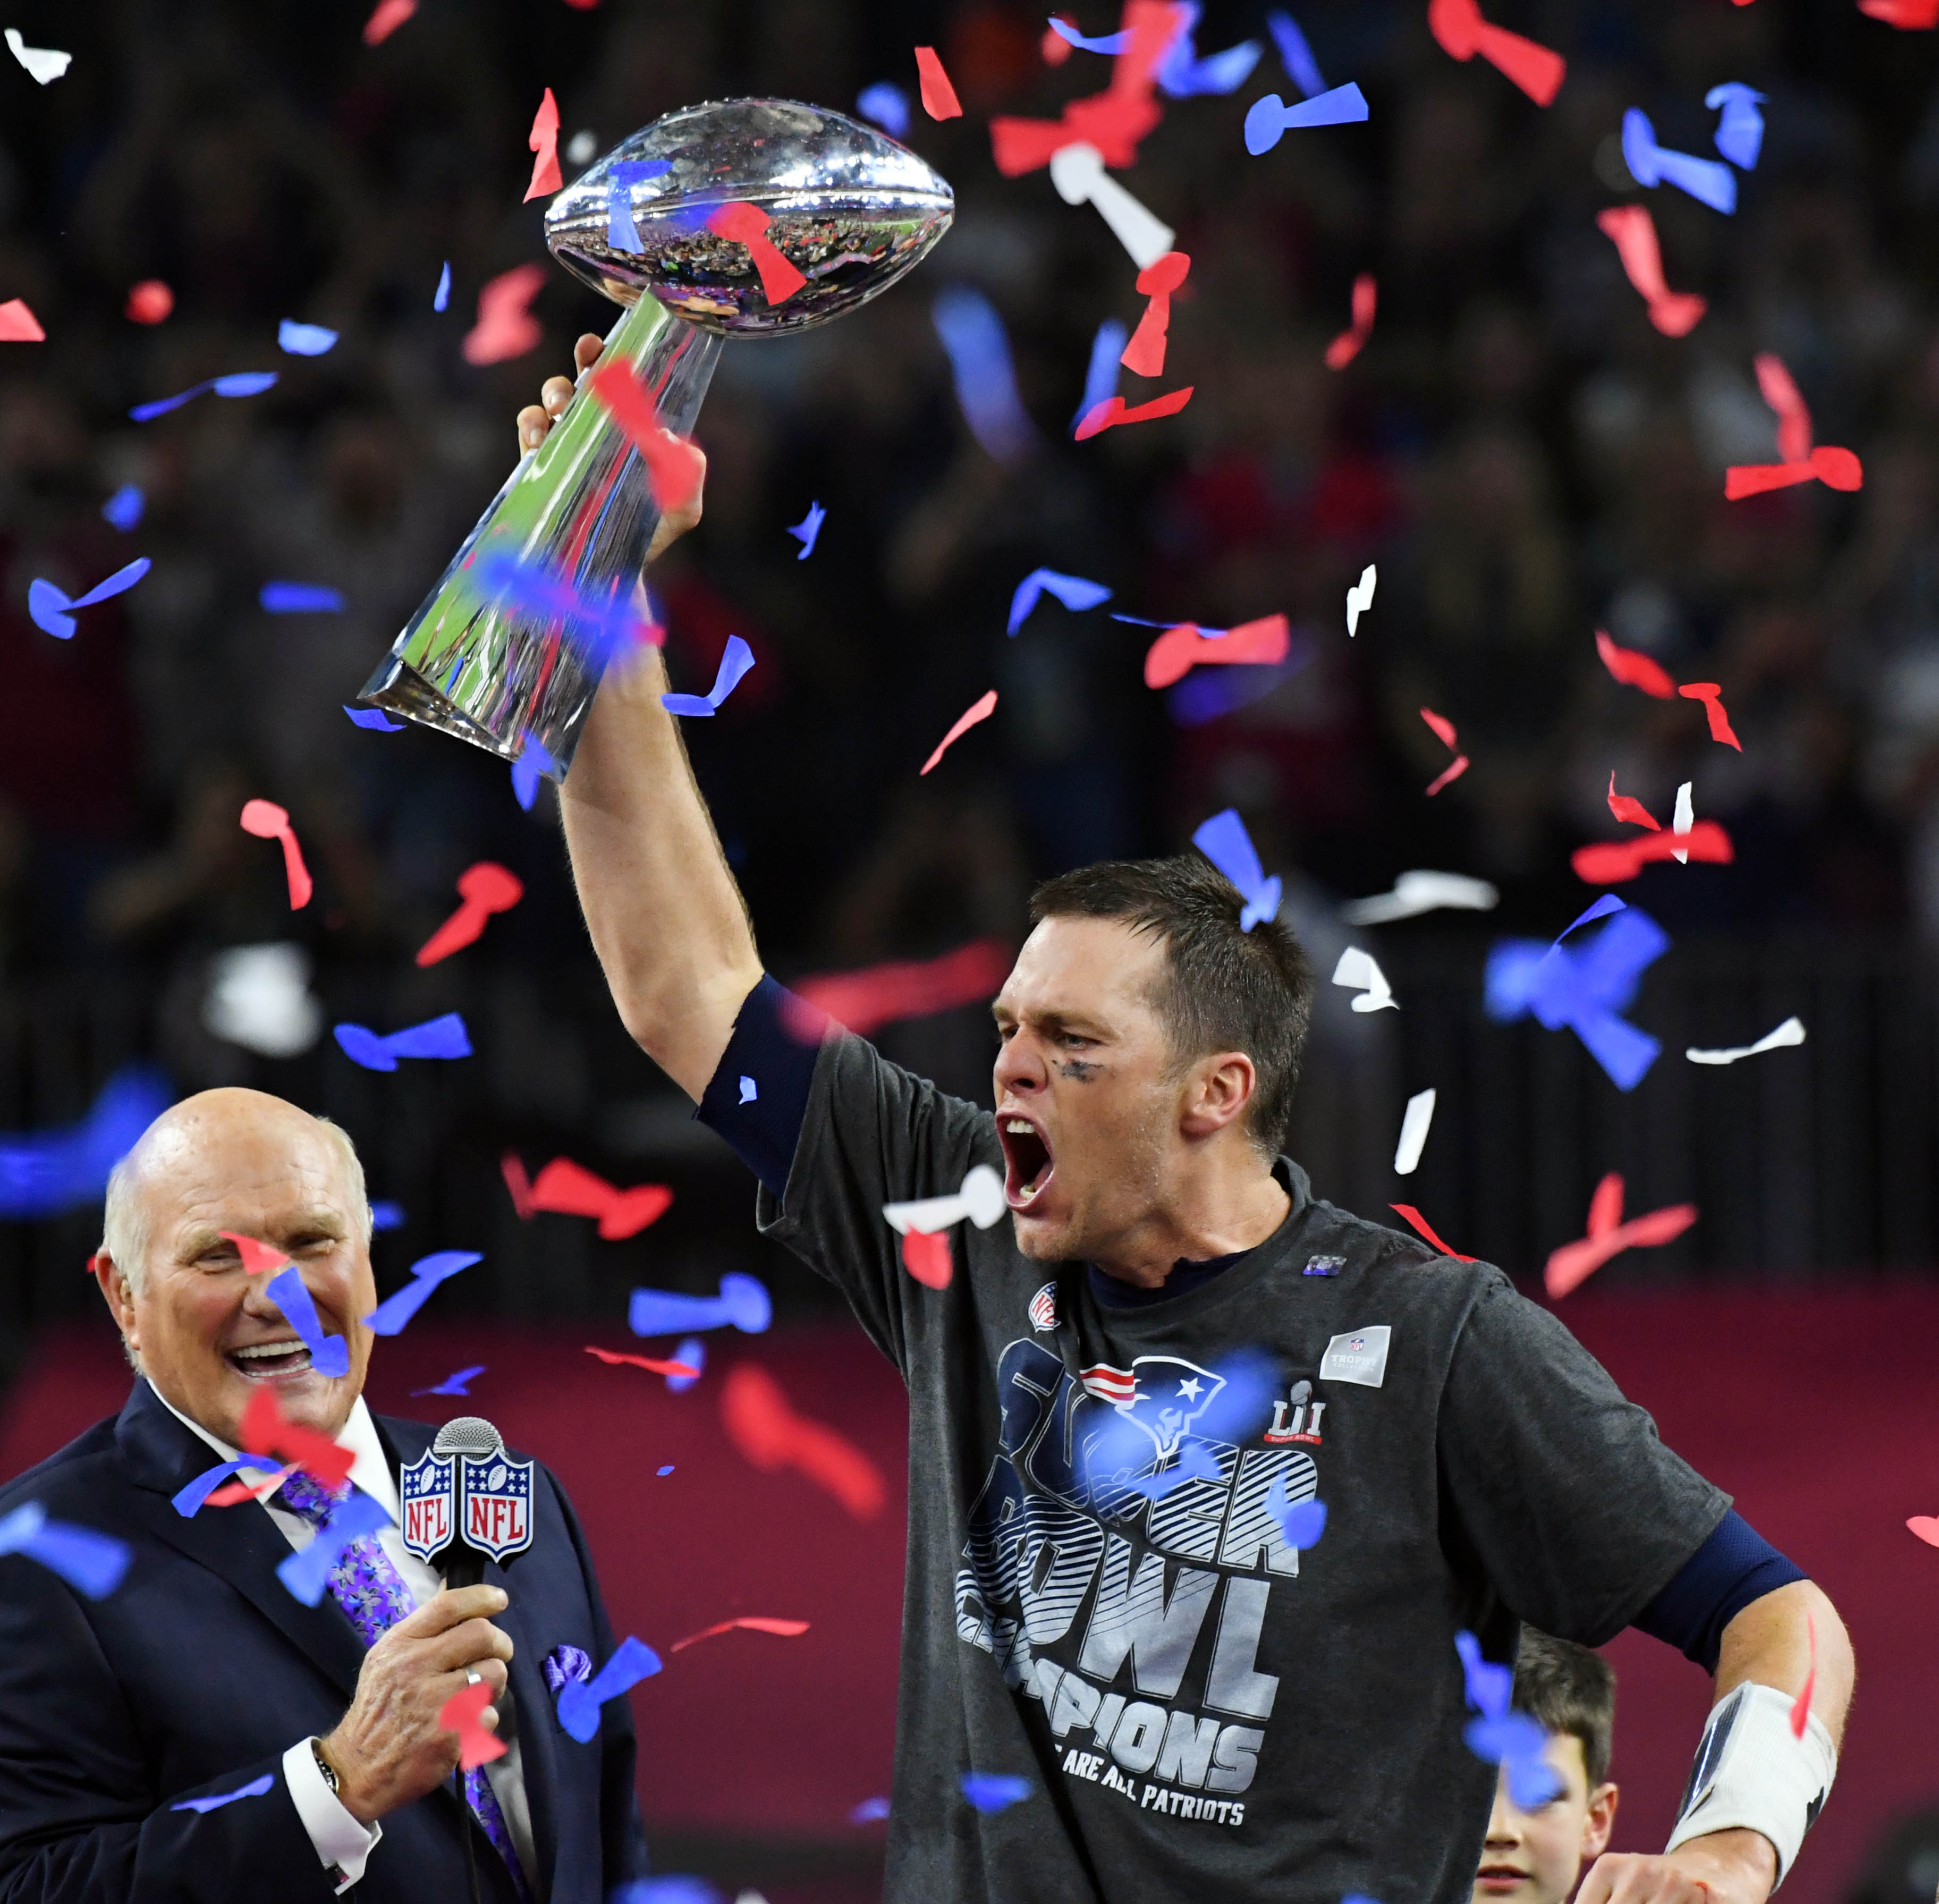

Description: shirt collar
[149,1380,400,1520]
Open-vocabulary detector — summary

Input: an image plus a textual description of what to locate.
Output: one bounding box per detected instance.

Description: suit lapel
[115,1380,368,1699]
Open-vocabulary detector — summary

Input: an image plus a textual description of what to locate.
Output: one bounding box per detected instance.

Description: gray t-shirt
[756,1029,1728,1904]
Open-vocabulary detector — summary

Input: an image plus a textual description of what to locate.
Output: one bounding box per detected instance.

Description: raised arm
[521,335,764,1099]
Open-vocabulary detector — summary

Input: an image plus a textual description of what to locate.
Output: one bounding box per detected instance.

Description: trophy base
[359,656,516,761]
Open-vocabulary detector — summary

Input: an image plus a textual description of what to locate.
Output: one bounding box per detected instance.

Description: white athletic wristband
[1664,1683,1835,1886]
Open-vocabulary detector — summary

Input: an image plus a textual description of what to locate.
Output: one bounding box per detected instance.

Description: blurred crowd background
[5,3,1939,1897]
[7,0,1939,1367]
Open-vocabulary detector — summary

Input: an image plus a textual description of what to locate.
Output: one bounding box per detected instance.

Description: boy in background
[1474,1631,1621,1904]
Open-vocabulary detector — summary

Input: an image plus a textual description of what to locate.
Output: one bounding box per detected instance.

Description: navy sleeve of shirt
[695,974,819,1197]
[1630,1508,1807,1671]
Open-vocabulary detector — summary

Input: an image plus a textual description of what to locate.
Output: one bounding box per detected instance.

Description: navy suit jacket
[0,1379,648,1903]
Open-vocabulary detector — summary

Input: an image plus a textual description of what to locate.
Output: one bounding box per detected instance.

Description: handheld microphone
[424,1416,535,1588]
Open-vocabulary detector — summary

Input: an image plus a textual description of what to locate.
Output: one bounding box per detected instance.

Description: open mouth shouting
[226,1336,314,1382]
[998,1112,1055,1212]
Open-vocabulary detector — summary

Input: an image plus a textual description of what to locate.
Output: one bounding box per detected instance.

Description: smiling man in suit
[0,1087,646,1903]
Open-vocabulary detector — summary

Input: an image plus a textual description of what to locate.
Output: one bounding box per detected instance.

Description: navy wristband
[695,973,819,1198]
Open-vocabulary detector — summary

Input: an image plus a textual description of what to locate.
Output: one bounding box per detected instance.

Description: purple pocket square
[543,1643,592,1696]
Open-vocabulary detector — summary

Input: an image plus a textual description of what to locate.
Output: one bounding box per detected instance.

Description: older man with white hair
[0,1086,647,1904]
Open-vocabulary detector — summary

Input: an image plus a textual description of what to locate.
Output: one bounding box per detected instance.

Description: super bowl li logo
[1262,1378,1324,1445]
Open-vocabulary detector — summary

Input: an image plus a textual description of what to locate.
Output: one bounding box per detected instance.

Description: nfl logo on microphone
[400,1448,537,1564]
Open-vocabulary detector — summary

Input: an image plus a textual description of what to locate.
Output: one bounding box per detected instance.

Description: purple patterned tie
[275,1469,535,1902]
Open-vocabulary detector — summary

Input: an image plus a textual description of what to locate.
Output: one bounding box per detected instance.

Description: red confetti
[1606,772,1660,831]
[705,202,807,306]
[1571,820,1734,885]
[913,46,962,120]
[1419,707,1469,795]
[520,1157,673,1240]
[1725,353,1863,499]
[501,1150,535,1220]
[1543,1172,1698,1298]
[203,1463,296,1508]
[239,799,313,909]
[721,1363,886,1519]
[462,263,546,367]
[1120,250,1189,378]
[1860,0,1939,23]
[1389,1204,1477,1262]
[670,1616,810,1653]
[1791,1615,1816,1740]
[1595,207,1704,337]
[218,1230,291,1277]
[124,281,173,325]
[1907,1516,1939,1546]
[783,938,1012,1041]
[1427,0,1566,104]
[361,0,417,44]
[920,689,998,776]
[585,1346,701,1378]
[1324,273,1377,370]
[1594,629,1675,699]
[588,359,707,518]
[239,1386,355,1491]
[0,298,45,342]
[524,87,562,202]
[1074,384,1193,440]
[900,1229,954,1289]
[417,862,524,967]
[439,1679,506,1770]
[1758,353,1813,465]
[990,0,1178,174]
[1142,613,1289,690]
[1678,682,1742,751]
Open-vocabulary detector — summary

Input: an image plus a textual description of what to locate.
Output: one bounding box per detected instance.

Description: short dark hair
[1027,852,1316,1155]
[1513,1628,1616,1789]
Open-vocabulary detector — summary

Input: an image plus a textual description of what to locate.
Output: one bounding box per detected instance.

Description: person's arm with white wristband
[1579,1571,1852,1904]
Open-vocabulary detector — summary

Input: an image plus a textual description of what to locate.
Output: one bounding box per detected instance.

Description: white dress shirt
[155,1384,538,1894]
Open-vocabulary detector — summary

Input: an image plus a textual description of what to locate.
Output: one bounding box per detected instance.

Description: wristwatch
[311,1739,341,1796]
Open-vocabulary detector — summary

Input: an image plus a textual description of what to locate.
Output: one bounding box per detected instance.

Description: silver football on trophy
[358,98,953,774]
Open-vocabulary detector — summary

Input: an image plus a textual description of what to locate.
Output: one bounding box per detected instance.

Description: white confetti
[1341,870,1500,926]
[1048,141,1174,268]
[1685,1016,1806,1066]
[884,1163,1006,1235]
[1345,562,1376,637]
[1332,946,1397,1013]
[5,27,70,82]
[1393,1088,1436,1174]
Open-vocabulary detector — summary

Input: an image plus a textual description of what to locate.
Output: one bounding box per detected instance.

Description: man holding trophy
[374,93,1851,1904]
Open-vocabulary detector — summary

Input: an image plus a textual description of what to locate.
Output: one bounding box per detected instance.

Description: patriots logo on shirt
[1028,1281,1057,1331]
[1078,1356,1226,1461]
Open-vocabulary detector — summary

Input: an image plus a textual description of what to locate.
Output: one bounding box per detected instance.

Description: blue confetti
[512,735,561,811]
[1265,1472,1327,1548]
[370,1201,406,1229]
[662,635,755,718]
[1119,1438,1221,1502]
[412,1364,486,1397]
[1192,808,1281,930]
[129,371,277,422]
[1047,16,1132,54]
[851,1796,891,1823]
[277,320,338,357]
[1156,4,1261,97]
[606,160,671,253]
[1007,568,1112,637]
[0,1066,170,1218]
[1244,82,1369,155]
[786,500,825,560]
[261,582,345,614]
[172,1456,283,1518]
[1072,317,1128,435]
[1706,82,1766,171]
[1484,896,1667,1090]
[434,261,451,312]
[29,557,153,640]
[611,1881,720,1904]
[932,287,1040,467]
[629,1273,771,1338]
[0,1500,131,1598]
[101,484,145,531]
[265,1264,351,1378]
[344,705,405,731]
[1622,109,1737,214]
[557,1635,662,1742]
[961,1771,1032,1814]
[656,1465,674,1476]
[667,1337,705,1394]
[333,1012,472,1072]
[856,82,910,138]
[172,1772,275,1814]
[276,1492,390,1605]
[738,1076,757,1104]
[363,1250,483,1336]
[1166,649,1310,726]
[1266,9,1327,97]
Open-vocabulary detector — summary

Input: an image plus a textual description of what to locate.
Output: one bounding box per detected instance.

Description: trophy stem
[359,294,723,777]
